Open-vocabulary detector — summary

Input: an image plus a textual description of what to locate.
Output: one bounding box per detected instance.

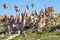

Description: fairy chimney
[45,7,54,17]
[45,8,50,17]
[40,9,46,20]
[45,7,56,26]
[38,9,46,28]
[32,10,38,18]
[24,10,30,18]
[19,14,22,23]
[48,7,54,14]
[15,13,20,23]
[3,15,9,22]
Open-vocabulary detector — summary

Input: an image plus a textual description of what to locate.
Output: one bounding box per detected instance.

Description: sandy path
[5,34,20,40]
[40,36,59,39]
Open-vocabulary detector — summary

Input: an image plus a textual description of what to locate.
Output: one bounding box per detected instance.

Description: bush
[56,32,60,35]
[42,26,51,32]
[42,25,56,32]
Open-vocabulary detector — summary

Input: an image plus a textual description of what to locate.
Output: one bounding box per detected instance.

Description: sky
[0,0,60,15]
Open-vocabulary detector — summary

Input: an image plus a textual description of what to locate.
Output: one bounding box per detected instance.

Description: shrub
[55,32,60,35]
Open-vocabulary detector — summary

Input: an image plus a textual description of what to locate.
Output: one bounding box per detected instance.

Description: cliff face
[0,7,58,30]
[0,15,10,22]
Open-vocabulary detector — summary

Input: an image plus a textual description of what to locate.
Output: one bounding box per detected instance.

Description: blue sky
[0,0,60,15]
